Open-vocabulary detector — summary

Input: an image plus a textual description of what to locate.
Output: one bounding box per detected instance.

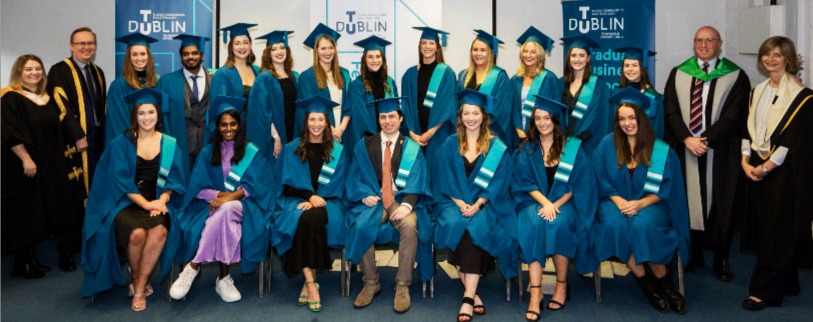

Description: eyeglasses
[693,38,719,45]
[72,42,97,47]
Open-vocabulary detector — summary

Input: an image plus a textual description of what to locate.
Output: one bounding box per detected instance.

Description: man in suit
[345,97,430,313]
[47,26,107,272]
[663,26,750,282]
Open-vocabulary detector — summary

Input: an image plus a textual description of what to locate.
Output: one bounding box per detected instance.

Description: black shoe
[636,275,669,312]
[546,280,570,311]
[59,252,77,272]
[742,297,767,311]
[11,257,46,279]
[656,274,686,314]
[713,259,734,282]
[28,248,51,272]
[525,285,542,322]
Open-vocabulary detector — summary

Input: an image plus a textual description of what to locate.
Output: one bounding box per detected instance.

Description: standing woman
[559,35,610,157]
[106,33,159,147]
[458,30,518,149]
[169,96,274,303]
[400,26,457,166]
[512,96,597,321]
[297,23,352,144]
[610,47,664,139]
[206,23,260,144]
[248,30,299,170]
[81,88,186,311]
[593,88,688,314]
[433,90,515,322]
[2,55,72,278]
[274,96,350,312]
[740,36,813,311]
[348,36,397,143]
[511,26,561,140]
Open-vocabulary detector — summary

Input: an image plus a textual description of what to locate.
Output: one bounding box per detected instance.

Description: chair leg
[167,261,177,303]
[506,277,512,301]
[340,250,348,296]
[265,255,272,294]
[677,253,685,296]
[346,261,352,297]
[594,267,602,303]
[88,295,94,304]
[518,261,524,302]
[430,276,434,299]
[258,261,264,299]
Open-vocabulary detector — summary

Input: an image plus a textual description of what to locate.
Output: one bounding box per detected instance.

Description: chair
[515,260,592,302]
[592,253,685,302]
[427,247,514,301]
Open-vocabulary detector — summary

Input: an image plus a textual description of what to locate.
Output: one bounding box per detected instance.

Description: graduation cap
[115,33,158,48]
[206,95,247,135]
[173,34,209,52]
[124,87,164,107]
[473,29,505,56]
[297,95,340,116]
[354,35,392,53]
[456,89,495,116]
[609,87,651,111]
[560,35,600,54]
[256,30,294,48]
[370,97,406,114]
[613,46,657,68]
[516,26,554,52]
[303,23,341,49]
[413,26,449,47]
[532,95,569,126]
[219,23,257,44]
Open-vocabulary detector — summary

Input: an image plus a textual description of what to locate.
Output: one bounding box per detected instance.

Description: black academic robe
[1,89,73,252]
[663,61,750,247]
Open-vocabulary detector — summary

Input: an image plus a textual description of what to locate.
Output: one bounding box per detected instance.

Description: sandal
[473,294,486,315]
[547,280,570,311]
[128,284,154,297]
[458,297,474,322]
[526,285,542,322]
[131,293,147,312]
[305,280,321,312]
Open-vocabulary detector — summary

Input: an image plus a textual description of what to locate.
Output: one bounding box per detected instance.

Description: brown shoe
[353,283,380,308]
[393,285,411,313]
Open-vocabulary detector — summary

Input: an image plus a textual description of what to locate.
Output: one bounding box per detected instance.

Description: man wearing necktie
[663,26,750,282]
[156,34,212,173]
[47,27,108,272]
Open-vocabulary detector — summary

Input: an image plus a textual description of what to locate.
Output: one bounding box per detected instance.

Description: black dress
[448,155,495,275]
[417,61,437,133]
[112,153,169,253]
[1,90,72,252]
[562,85,583,137]
[281,142,332,276]
[278,78,298,143]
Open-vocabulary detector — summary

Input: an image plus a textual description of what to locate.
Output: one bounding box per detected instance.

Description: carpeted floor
[1,238,810,321]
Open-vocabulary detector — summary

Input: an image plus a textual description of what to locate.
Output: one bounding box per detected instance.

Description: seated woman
[433,89,515,322]
[592,88,689,314]
[169,96,274,303]
[274,95,350,313]
[512,96,597,321]
[81,88,186,312]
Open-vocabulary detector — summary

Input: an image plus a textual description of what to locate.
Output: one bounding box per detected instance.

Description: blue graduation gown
[204,65,260,144]
[559,76,611,157]
[295,67,352,143]
[432,135,518,278]
[591,134,689,265]
[246,70,299,172]
[609,84,665,139]
[510,70,562,132]
[81,134,186,297]
[347,76,398,143]
[458,68,518,149]
[511,140,598,274]
[156,70,196,175]
[104,78,138,147]
[400,64,458,166]
[344,136,434,281]
[273,138,349,254]
[177,142,274,273]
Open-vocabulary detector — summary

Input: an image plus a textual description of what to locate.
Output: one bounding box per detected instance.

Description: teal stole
[423,63,449,109]
[317,141,344,185]
[643,140,669,194]
[157,135,177,189]
[521,70,550,118]
[224,143,259,192]
[572,75,597,120]
[395,138,420,188]
[474,139,507,189]
[553,137,582,183]
[478,67,503,96]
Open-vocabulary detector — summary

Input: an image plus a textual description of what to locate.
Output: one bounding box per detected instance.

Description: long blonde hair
[312,35,344,89]
[516,41,546,77]
[122,46,157,89]
[9,55,47,95]
[463,39,495,87]
[456,104,493,156]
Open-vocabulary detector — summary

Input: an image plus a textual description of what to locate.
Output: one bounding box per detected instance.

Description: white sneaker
[169,264,199,300]
[215,275,242,302]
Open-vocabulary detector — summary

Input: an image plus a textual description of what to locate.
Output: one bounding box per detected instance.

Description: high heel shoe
[547,279,570,311]
[525,285,542,322]
[305,280,321,312]
[473,294,486,315]
[457,297,474,322]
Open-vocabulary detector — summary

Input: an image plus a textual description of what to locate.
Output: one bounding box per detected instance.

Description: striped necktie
[689,63,709,135]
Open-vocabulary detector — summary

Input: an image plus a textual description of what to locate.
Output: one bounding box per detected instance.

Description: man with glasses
[663,26,750,282]
[47,27,107,272]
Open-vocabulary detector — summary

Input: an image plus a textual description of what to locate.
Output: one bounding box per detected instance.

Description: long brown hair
[523,109,565,164]
[123,46,157,89]
[359,50,392,94]
[312,35,344,89]
[8,54,48,95]
[125,103,163,146]
[417,39,445,64]
[260,44,294,79]
[224,35,257,68]
[618,59,652,91]
[295,112,335,162]
[563,47,591,84]
[613,103,655,167]
[456,104,493,156]
[463,38,495,87]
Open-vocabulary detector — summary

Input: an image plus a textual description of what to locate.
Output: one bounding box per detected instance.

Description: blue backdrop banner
[561,0,655,84]
[115,0,213,76]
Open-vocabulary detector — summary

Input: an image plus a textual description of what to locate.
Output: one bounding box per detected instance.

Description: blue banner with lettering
[115,0,213,76]
[561,0,655,84]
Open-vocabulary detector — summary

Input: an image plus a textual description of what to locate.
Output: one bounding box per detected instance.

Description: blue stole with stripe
[317,141,344,185]
[424,63,449,109]
[553,137,582,184]
[571,75,597,120]
[224,143,259,192]
[157,135,177,188]
[395,138,420,188]
[521,70,550,118]
[644,140,669,194]
[474,138,508,189]
[478,67,503,96]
